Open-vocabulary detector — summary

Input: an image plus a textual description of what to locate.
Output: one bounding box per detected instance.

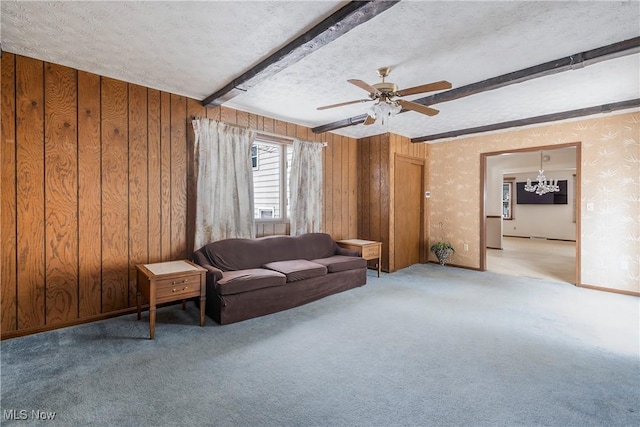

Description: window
[251,137,293,220]
[251,145,259,170]
[502,179,514,220]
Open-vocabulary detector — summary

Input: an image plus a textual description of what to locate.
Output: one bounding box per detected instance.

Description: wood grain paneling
[1,53,17,332]
[2,54,358,338]
[147,89,162,263]
[170,94,187,260]
[358,132,428,272]
[101,77,129,312]
[16,55,46,329]
[78,71,102,317]
[160,92,171,261]
[44,63,78,324]
[128,84,148,306]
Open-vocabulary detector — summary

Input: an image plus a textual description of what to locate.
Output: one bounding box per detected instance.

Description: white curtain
[192,119,255,249]
[289,139,323,235]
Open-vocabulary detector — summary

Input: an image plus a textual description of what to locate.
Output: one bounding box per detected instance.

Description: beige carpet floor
[487,236,576,284]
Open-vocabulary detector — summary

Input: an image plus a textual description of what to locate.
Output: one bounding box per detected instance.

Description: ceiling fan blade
[396,80,452,97]
[363,115,376,125]
[317,99,371,110]
[347,79,380,95]
[397,100,440,116]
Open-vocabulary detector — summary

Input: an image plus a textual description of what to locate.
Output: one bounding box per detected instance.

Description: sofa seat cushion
[263,260,327,282]
[311,255,367,273]
[216,269,286,295]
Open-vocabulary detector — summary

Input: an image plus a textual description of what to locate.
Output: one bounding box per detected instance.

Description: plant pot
[434,248,453,266]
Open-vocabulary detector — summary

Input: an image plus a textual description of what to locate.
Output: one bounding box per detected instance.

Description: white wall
[486,147,576,242]
[504,171,576,240]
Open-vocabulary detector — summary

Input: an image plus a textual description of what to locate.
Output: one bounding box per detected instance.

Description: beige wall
[427,111,639,293]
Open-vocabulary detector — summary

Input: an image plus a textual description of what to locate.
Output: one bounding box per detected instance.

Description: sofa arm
[192,251,224,281]
[200,264,224,282]
[336,246,360,257]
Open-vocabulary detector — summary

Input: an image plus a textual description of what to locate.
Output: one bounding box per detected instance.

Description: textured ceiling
[2,1,639,141]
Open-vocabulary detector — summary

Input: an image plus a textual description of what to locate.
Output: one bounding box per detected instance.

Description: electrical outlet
[587,202,595,211]
[463,243,469,251]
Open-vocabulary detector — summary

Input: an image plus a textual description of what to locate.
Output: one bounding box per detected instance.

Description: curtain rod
[193,117,327,147]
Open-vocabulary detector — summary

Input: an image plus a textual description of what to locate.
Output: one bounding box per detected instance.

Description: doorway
[394,154,425,270]
[480,143,581,285]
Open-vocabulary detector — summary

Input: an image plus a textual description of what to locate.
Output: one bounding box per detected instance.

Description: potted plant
[430,241,455,266]
[431,222,455,266]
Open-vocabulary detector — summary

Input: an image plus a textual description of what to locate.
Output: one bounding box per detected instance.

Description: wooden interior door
[394,155,424,270]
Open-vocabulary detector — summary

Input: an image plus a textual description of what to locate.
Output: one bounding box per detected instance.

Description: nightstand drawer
[155,274,201,299]
[362,245,380,259]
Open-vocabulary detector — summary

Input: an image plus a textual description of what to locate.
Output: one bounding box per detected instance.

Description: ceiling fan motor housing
[372,82,399,100]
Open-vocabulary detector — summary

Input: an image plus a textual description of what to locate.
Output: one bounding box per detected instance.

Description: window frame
[251,135,293,223]
[502,177,515,220]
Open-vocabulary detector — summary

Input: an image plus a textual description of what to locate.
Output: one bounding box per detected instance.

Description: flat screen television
[516,180,568,204]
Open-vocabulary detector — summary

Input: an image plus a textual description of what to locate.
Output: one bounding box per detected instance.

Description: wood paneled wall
[357,133,428,272]
[1,53,357,338]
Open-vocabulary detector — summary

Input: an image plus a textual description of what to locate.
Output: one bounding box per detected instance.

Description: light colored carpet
[1,264,638,426]
[487,237,576,284]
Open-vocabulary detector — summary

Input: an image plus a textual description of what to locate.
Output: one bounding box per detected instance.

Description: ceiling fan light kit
[317,67,452,126]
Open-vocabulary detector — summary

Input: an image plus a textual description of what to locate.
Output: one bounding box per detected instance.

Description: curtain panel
[289,139,323,235]
[192,119,256,250]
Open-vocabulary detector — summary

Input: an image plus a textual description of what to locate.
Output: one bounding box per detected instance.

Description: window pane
[253,141,281,218]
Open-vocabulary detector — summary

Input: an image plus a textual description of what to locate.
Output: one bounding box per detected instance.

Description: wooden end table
[136,260,207,339]
[337,239,382,277]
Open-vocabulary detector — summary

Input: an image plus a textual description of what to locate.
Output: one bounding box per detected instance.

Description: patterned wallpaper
[427,111,639,293]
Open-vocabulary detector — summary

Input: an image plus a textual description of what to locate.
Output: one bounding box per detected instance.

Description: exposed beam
[312,36,640,133]
[202,1,401,107]
[411,99,640,143]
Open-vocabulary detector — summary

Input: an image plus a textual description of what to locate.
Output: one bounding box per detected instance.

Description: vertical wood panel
[207,105,221,121]
[220,106,236,124]
[101,77,128,312]
[275,120,287,136]
[236,110,249,127]
[380,134,390,271]
[341,135,350,239]
[77,71,102,317]
[263,117,274,134]
[332,136,343,239]
[360,137,370,239]
[370,135,381,242]
[128,84,148,306]
[160,92,171,261]
[1,53,17,332]
[44,63,78,324]
[170,95,187,260]
[349,138,358,238]
[147,89,162,262]
[15,56,46,329]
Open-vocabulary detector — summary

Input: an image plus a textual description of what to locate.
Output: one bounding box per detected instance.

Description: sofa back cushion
[196,233,338,271]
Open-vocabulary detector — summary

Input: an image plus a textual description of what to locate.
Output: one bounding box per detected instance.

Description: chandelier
[367,100,401,125]
[525,151,560,195]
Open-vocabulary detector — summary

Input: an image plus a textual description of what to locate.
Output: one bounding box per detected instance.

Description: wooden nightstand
[337,239,382,277]
[136,260,207,339]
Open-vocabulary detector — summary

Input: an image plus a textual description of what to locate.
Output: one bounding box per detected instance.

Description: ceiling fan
[317,67,452,125]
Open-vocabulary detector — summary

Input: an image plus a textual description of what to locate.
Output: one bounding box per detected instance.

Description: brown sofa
[192,233,367,324]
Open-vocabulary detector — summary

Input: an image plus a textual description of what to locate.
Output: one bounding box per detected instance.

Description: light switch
[586,202,594,211]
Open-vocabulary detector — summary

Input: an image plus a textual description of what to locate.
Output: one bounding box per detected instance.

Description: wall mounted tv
[516,180,568,204]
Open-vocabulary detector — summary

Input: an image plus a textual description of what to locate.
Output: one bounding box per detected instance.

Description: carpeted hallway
[1,264,638,426]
